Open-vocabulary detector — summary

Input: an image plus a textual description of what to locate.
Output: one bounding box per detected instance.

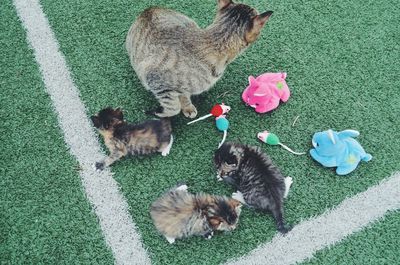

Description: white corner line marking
[225,172,400,265]
[13,0,151,264]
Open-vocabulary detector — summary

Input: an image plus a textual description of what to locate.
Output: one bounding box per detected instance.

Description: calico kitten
[91,107,173,170]
[214,142,293,233]
[126,0,273,118]
[150,184,242,244]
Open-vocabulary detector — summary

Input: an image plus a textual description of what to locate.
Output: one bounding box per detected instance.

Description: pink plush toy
[242,72,290,113]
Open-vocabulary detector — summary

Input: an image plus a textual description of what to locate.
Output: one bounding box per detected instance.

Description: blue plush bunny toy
[310,129,372,175]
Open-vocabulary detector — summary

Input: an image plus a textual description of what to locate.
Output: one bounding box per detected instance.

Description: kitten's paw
[216,175,223,181]
[161,135,173,156]
[204,231,214,240]
[182,104,197,119]
[176,184,188,191]
[94,162,105,172]
[165,236,175,244]
[278,225,293,234]
[232,191,246,204]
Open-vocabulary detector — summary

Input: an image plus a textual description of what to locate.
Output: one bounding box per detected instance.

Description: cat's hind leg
[179,94,197,118]
[145,70,182,117]
[284,177,293,198]
[160,135,174,156]
[270,202,291,234]
[154,94,181,117]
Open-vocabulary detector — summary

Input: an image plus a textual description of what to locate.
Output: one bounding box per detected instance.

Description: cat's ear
[254,11,273,27]
[218,0,233,10]
[91,116,101,128]
[245,11,273,43]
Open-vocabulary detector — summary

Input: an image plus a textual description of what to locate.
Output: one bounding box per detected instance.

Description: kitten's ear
[230,199,242,208]
[226,155,237,166]
[91,116,101,128]
[253,11,273,27]
[218,0,233,10]
[114,108,124,120]
[208,217,222,227]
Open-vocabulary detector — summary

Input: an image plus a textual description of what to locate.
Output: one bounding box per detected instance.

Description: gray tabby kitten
[214,142,293,233]
[150,184,242,244]
[126,0,273,118]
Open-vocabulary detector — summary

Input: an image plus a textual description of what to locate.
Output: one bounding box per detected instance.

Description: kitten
[91,107,173,170]
[214,142,293,233]
[126,0,273,118]
[150,184,242,244]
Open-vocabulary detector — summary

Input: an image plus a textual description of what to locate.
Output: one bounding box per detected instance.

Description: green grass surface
[0,1,113,263]
[2,0,400,263]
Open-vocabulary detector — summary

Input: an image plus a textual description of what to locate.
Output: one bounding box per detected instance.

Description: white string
[278,143,306,155]
[218,130,227,148]
[187,113,212,125]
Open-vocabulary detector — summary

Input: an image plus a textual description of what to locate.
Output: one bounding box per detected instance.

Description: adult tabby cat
[126,0,273,118]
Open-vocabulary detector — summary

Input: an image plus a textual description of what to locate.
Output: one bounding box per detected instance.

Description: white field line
[225,172,400,265]
[13,0,151,264]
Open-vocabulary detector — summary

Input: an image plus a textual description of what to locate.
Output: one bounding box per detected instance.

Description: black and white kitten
[214,142,293,233]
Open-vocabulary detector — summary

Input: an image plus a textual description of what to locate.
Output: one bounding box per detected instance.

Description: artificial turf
[2,0,400,264]
[0,1,113,263]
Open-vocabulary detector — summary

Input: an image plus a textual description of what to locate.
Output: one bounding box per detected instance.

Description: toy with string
[187,103,231,148]
[187,103,231,125]
[215,115,229,148]
[257,130,305,155]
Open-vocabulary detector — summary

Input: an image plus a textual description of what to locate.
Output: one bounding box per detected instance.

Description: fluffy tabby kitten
[214,142,293,233]
[150,184,242,244]
[91,107,173,170]
[126,0,273,118]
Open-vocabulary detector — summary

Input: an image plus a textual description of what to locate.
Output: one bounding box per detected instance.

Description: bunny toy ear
[338,129,360,139]
[248,76,257,85]
[327,129,336,144]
